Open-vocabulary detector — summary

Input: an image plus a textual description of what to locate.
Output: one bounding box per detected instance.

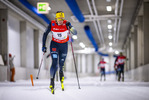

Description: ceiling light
[107,19,112,23]
[108,25,112,29]
[109,47,113,52]
[106,6,112,11]
[48,7,51,10]
[106,0,111,2]
[109,42,113,46]
[108,35,113,39]
[79,42,85,48]
[72,35,77,39]
[115,50,119,54]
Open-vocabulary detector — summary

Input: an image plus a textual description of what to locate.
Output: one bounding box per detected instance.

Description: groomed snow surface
[0,75,149,100]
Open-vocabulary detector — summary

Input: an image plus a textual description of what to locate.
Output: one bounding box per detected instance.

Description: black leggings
[50,41,68,79]
[100,68,105,78]
[118,64,124,78]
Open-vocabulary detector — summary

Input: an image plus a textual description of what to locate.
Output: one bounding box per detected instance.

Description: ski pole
[36,52,45,79]
[68,27,81,89]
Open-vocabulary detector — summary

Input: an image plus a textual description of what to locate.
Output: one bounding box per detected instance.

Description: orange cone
[30,74,34,86]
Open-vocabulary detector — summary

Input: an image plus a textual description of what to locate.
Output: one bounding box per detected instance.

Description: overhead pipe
[19,0,51,24]
[65,0,85,22]
[84,26,109,56]
[84,26,98,52]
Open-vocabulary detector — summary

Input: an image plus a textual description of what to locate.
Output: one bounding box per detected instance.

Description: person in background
[115,52,126,82]
[98,58,107,81]
[9,53,15,82]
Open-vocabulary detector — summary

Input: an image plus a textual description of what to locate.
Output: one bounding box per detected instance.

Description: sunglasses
[57,18,64,21]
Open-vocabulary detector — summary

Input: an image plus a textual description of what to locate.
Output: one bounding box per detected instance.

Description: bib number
[57,33,62,37]
[118,59,124,63]
[53,31,68,40]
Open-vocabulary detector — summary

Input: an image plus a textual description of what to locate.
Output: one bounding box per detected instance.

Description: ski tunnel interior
[0,0,149,99]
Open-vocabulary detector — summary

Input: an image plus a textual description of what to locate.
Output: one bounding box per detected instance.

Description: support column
[126,39,130,71]
[87,54,92,74]
[137,16,144,66]
[20,21,27,67]
[77,54,81,73]
[0,9,8,65]
[34,30,39,69]
[134,25,138,68]
[130,32,135,69]
[124,46,127,71]
[143,2,149,64]
[0,9,9,81]
[109,54,113,72]
[129,37,131,70]
[81,54,86,74]
[94,54,99,74]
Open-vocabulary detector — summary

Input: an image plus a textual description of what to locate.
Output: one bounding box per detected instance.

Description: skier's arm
[42,23,51,47]
[66,21,77,35]
[114,57,118,68]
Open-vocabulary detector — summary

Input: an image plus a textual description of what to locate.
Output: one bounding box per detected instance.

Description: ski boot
[49,78,55,94]
[118,72,121,82]
[104,78,106,81]
[118,77,121,81]
[60,72,64,91]
[61,76,64,91]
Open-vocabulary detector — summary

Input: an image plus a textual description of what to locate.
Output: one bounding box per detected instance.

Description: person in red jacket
[116,52,126,81]
[42,11,77,94]
[98,58,107,81]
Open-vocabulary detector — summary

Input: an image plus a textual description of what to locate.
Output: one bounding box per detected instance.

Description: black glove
[42,47,47,53]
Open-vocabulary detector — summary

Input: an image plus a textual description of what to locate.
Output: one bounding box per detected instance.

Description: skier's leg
[119,66,122,81]
[121,64,124,82]
[100,68,103,81]
[118,65,121,81]
[59,42,68,81]
[58,42,68,91]
[50,53,58,79]
[49,41,59,94]
[11,67,15,82]
[104,68,106,81]
[49,53,58,92]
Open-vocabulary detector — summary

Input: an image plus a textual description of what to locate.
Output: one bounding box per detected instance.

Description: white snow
[0,75,149,100]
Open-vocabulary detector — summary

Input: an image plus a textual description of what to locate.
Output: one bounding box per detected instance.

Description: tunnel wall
[126,64,149,82]
[0,8,51,81]
[0,66,7,81]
